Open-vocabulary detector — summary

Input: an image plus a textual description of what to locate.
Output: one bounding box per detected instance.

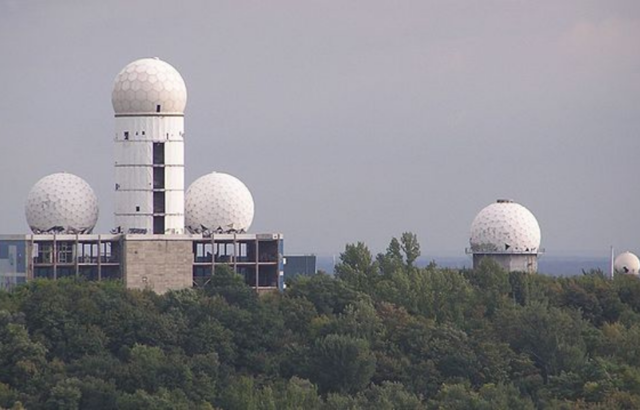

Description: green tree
[218,376,260,410]
[205,264,257,308]
[400,232,421,268]
[331,300,382,342]
[335,242,379,291]
[287,273,366,315]
[309,334,376,394]
[356,382,424,409]
[496,302,588,382]
[377,237,404,277]
[430,383,535,410]
[465,258,510,317]
[117,388,192,410]
[0,311,48,398]
[275,377,322,410]
[377,233,421,276]
[45,378,82,410]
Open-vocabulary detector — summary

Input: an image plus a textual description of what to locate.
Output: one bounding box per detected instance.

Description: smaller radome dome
[614,252,640,275]
[185,172,255,234]
[470,199,541,254]
[25,173,99,234]
[112,57,187,115]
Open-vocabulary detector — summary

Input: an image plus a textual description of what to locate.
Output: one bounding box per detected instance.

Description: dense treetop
[2,233,640,409]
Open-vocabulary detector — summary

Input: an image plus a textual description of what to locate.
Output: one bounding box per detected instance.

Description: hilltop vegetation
[2,234,640,409]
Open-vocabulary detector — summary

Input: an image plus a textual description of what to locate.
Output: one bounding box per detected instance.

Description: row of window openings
[193,266,279,288]
[35,242,118,264]
[194,242,279,263]
[122,131,180,140]
[34,266,121,281]
[123,131,144,140]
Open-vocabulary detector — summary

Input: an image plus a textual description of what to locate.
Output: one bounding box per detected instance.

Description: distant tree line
[2,233,640,409]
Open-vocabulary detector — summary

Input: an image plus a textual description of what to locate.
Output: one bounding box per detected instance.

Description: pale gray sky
[1,0,638,257]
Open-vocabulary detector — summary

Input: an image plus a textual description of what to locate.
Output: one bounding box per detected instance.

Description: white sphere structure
[470,199,541,253]
[614,252,640,275]
[112,57,187,115]
[185,172,255,233]
[25,173,99,234]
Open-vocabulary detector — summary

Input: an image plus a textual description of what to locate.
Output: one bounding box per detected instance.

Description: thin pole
[610,246,615,280]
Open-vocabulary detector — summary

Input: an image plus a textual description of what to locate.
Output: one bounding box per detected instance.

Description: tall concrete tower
[111,58,187,234]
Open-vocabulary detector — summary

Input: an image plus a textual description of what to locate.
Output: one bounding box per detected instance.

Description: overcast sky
[0,0,638,257]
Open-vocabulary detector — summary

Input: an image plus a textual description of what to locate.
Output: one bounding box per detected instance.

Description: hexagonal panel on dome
[112,58,187,115]
[469,199,541,254]
[25,173,99,234]
[185,172,255,234]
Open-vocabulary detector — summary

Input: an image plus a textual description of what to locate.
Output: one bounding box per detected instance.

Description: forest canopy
[1,233,640,409]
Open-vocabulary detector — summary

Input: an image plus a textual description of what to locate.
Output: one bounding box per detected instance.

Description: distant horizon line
[286,251,618,260]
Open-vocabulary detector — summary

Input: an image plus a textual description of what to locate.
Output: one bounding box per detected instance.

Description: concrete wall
[473,253,538,273]
[123,236,193,293]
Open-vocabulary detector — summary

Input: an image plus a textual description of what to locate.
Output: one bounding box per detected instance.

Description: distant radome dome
[25,173,99,234]
[614,252,640,275]
[470,199,541,253]
[185,172,255,234]
[112,57,187,115]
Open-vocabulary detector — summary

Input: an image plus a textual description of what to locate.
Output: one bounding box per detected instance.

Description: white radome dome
[25,173,99,234]
[185,172,255,234]
[470,199,541,253]
[112,57,187,115]
[614,252,640,275]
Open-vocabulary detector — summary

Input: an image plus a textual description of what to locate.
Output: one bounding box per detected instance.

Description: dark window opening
[57,267,75,278]
[142,131,145,135]
[259,241,278,262]
[153,167,165,189]
[156,104,161,113]
[135,206,140,212]
[124,131,129,140]
[239,266,256,287]
[152,143,165,164]
[101,266,121,280]
[100,242,120,264]
[79,266,99,281]
[153,216,165,234]
[193,266,212,287]
[34,267,54,279]
[153,192,165,214]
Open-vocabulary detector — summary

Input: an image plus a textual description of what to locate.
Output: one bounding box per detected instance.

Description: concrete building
[283,254,317,279]
[0,233,284,293]
[0,57,284,293]
[467,199,542,273]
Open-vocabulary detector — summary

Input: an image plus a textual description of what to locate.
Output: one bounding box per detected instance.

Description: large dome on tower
[112,57,187,115]
[470,199,541,254]
[25,173,99,234]
[185,172,255,234]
